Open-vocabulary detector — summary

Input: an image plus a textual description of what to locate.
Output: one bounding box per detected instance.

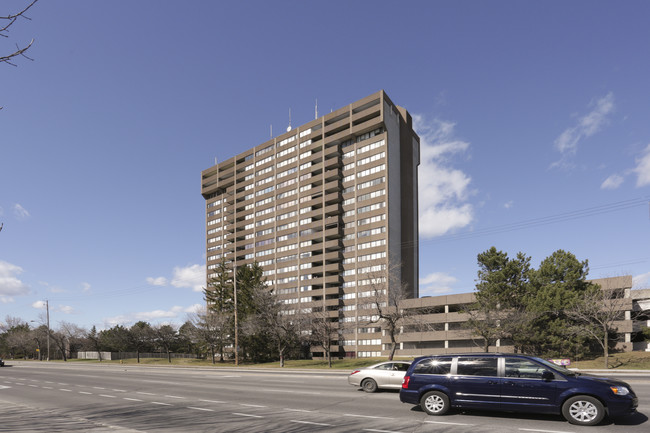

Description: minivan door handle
[487,380,498,385]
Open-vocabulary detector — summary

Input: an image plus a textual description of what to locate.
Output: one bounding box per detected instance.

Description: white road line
[79,391,92,395]
[240,404,266,408]
[45,381,54,384]
[344,414,395,420]
[188,407,214,412]
[42,386,53,389]
[28,384,38,387]
[124,398,143,402]
[519,429,574,433]
[152,402,171,406]
[137,392,156,395]
[425,420,476,426]
[112,389,127,392]
[57,383,68,386]
[199,399,225,404]
[232,413,263,418]
[15,383,25,385]
[93,387,105,390]
[364,430,404,433]
[290,420,331,426]
[164,395,185,399]
[284,408,313,413]
[59,389,72,392]
[99,394,116,398]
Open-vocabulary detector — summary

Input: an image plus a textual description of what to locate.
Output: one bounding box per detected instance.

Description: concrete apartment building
[201,91,650,359]
[201,90,420,358]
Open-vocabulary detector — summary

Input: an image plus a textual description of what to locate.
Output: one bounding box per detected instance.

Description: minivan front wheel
[562,395,605,426]
[421,391,450,415]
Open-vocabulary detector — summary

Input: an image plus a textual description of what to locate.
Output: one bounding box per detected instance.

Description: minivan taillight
[402,375,410,389]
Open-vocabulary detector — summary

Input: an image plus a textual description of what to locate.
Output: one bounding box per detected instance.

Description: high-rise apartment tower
[201,90,420,358]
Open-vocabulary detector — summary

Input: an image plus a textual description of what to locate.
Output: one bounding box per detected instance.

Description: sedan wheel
[421,391,450,415]
[362,379,378,393]
[562,395,605,426]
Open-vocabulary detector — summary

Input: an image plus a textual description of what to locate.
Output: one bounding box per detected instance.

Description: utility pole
[46,299,50,361]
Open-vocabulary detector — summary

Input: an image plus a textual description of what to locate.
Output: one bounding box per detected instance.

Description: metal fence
[76,351,200,360]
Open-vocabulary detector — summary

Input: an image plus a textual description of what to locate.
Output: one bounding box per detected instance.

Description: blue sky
[1,0,649,331]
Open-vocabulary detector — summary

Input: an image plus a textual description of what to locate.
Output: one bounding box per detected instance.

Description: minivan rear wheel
[562,395,605,426]
[421,391,450,415]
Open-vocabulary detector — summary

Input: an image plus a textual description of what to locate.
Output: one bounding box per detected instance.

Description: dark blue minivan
[400,353,638,426]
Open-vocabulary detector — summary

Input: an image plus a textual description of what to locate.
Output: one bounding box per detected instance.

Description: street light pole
[46,299,50,361]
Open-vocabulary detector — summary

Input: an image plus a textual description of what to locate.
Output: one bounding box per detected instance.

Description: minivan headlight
[610,386,630,396]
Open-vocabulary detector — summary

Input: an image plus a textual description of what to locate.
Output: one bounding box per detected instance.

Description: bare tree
[566,285,629,368]
[364,260,416,360]
[245,285,301,367]
[1,0,38,67]
[188,307,232,363]
[307,311,338,367]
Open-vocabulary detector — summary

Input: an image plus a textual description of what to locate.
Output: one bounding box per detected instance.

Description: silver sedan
[348,361,411,393]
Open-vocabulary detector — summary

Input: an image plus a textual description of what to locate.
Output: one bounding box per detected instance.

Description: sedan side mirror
[541,370,555,382]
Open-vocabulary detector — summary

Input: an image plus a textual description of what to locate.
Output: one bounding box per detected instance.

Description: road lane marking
[290,420,331,426]
[188,407,214,412]
[363,429,404,433]
[79,391,92,395]
[199,399,225,404]
[124,398,143,402]
[93,387,106,390]
[344,414,395,420]
[519,428,571,433]
[99,394,116,398]
[112,389,127,392]
[42,386,53,389]
[152,402,171,406]
[164,395,185,399]
[232,413,263,418]
[59,389,72,392]
[137,391,156,395]
[240,404,266,408]
[284,408,313,413]
[425,421,476,426]
[28,384,38,387]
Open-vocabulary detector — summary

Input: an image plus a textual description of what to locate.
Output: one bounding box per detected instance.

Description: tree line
[1,250,644,368]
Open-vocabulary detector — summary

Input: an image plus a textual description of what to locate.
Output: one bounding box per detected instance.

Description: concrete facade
[201,91,420,358]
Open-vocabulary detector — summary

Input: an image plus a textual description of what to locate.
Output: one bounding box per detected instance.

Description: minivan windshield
[531,356,577,376]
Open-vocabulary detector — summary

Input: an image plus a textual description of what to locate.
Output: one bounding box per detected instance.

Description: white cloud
[414,116,474,239]
[147,276,168,286]
[32,300,47,309]
[13,203,30,220]
[170,264,205,292]
[504,201,514,209]
[633,144,650,187]
[0,260,30,302]
[552,92,614,169]
[103,304,202,327]
[600,174,624,190]
[56,305,75,314]
[419,272,458,296]
[633,272,650,289]
[81,282,91,292]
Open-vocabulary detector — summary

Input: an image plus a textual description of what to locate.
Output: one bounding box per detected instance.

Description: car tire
[361,378,378,393]
[561,395,605,426]
[421,391,450,415]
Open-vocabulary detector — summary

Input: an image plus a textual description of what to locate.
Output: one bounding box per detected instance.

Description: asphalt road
[1,361,649,433]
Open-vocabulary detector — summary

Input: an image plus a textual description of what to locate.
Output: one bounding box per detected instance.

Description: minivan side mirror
[541,370,554,382]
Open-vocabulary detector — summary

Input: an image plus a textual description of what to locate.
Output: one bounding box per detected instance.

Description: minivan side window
[413,357,453,375]
[505,358,546,379]
[456,357,498,376]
